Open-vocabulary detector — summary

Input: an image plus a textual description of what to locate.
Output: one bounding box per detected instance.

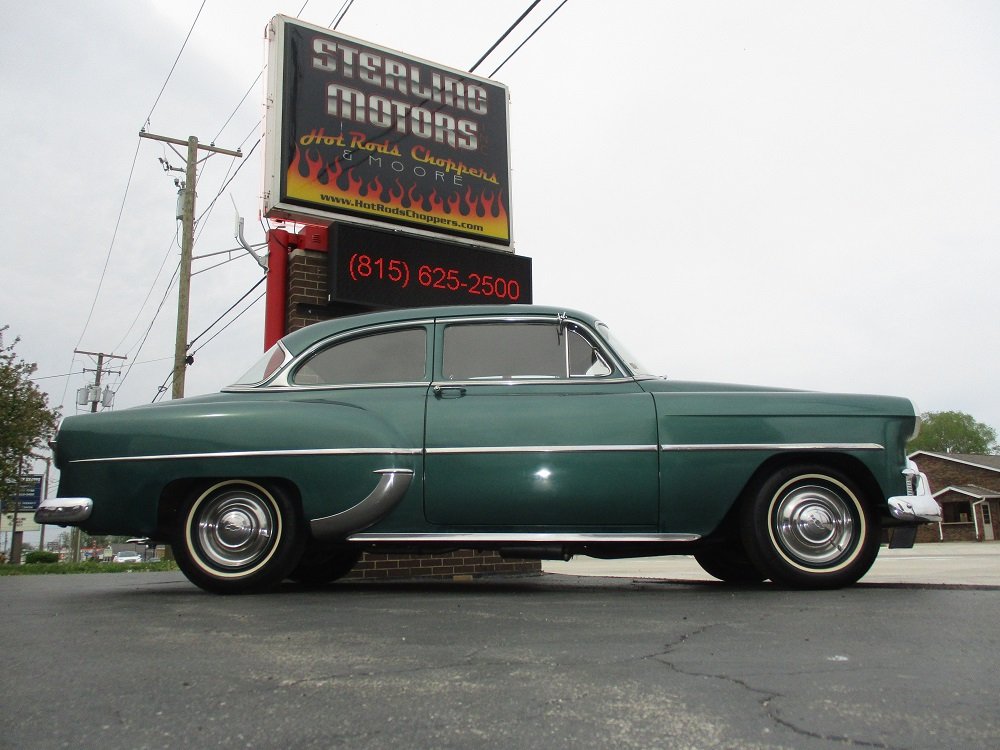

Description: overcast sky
[3,0,998,442]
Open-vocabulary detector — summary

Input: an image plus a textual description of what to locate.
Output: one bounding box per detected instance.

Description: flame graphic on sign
[285,147,510,241]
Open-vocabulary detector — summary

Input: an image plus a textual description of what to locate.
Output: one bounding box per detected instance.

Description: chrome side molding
[347,532,701,544]
[310,469,414,540]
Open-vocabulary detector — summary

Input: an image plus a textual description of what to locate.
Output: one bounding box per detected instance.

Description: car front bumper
[887,461,941,524]
[35,497,93,526]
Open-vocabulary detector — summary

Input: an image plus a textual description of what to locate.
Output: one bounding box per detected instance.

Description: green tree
[0,327,60,512]
[908,410,999,455]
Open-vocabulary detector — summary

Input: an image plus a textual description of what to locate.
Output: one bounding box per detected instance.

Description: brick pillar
[286,249,332,330]
[282,243,540,580]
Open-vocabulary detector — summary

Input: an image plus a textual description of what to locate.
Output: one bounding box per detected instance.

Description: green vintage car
[39,305,939,593]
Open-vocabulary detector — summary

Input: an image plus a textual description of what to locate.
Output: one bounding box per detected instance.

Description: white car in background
[111,551,143,564]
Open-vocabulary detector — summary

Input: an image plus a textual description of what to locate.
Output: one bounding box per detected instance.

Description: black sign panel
[328,224,531,309]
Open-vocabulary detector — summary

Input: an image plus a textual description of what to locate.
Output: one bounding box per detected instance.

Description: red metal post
[264,228,291,350]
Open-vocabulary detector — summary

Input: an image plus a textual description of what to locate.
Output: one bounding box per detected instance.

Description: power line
[190,291,266,358]
[470,0,542,73]
[152,369,174,403]
[151,288,265,403]
[187,276,266,351]
[143,0,208,129]
[211,72,263,145]
[116,262,180,395]
[330,0,357,29]
[32,370,85,382]
[113,235,178,354]
[490,0,570,77]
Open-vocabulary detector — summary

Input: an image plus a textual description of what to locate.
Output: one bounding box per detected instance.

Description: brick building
[910,452,1000,543]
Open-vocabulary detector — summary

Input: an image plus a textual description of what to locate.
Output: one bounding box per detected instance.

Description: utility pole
[69,349,124,562]
[138,131,242,399]
[75,350,126,412]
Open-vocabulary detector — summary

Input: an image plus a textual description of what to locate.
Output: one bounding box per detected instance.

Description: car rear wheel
[694,544,765,584]
[740,464,880,589]
[173,480,304,594]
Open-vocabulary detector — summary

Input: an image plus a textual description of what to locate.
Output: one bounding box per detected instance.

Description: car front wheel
[173,480,304,594]
[740,465,880,589]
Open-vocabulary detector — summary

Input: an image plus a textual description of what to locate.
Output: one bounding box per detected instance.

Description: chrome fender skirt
[309,469,413,541]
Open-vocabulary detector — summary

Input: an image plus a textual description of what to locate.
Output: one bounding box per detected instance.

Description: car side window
[442,322,612,380]
[292,328,427,386]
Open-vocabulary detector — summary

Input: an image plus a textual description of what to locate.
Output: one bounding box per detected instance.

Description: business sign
[328,224,531,309]
[264,16,512,249]
[5,474,43,513]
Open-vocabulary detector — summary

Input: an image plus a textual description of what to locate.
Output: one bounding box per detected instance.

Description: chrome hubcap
[773,484,855,566]
[196,488,276,570]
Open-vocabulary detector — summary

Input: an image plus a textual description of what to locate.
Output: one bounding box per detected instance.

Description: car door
[423,314,659,528]
[282,321,432,527]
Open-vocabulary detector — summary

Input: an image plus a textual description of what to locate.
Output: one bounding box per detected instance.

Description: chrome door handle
[433,385,466,399]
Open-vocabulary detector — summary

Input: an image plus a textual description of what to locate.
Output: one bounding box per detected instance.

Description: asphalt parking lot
[3,543,998,750]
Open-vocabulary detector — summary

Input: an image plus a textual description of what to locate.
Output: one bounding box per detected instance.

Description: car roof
[277,304,602,356]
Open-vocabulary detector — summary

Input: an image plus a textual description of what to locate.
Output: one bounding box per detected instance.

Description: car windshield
[231,344,289,386]
[596,323,655,377]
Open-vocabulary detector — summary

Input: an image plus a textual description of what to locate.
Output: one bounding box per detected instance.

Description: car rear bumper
[35,497,93,525]
[887,461,940,524]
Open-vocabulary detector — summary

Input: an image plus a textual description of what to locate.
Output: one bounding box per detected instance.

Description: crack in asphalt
[646,623,909,750]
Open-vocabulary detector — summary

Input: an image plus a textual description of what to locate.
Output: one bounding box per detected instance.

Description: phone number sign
[328,224,531,309]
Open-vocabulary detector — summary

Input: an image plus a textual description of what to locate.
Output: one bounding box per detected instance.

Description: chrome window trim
[348,532,701,543]
[660,442,884,452]
[229,381,432,393]
[433,313,553,325]
[69,447,422,464]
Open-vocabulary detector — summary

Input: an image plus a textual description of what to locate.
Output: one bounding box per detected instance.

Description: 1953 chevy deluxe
[38,305,939,593]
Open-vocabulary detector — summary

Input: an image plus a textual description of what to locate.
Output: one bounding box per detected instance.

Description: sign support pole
[8,465,21,564]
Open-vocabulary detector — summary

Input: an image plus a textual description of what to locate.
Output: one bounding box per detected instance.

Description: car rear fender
[58,398,418,538]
